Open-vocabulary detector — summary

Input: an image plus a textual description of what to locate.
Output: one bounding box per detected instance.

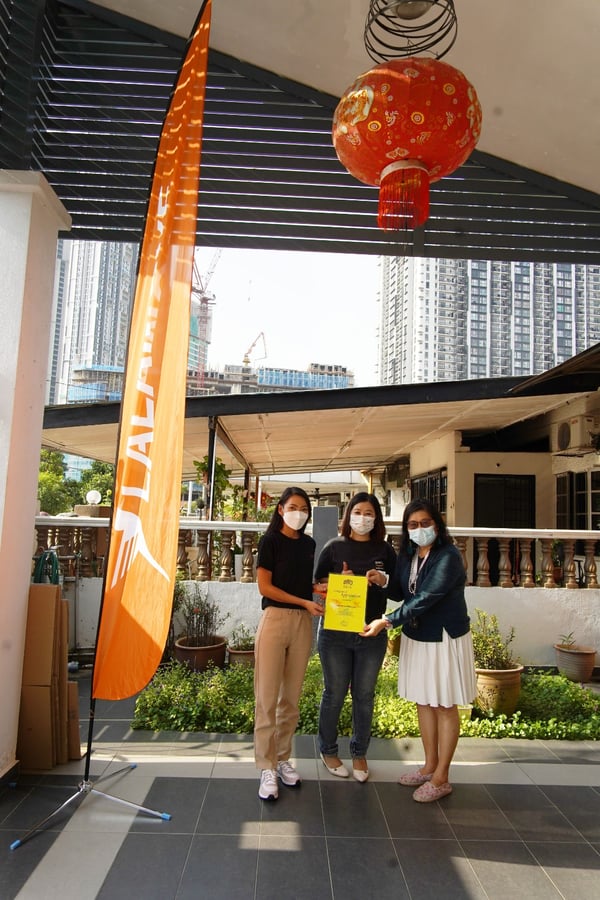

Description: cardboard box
[17,685,54,771]
[57,599,69,764]
[21,584,61,686]
[67,681,81,760]
[18,584,70,771]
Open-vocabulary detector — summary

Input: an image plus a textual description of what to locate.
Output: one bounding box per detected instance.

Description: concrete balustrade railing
[34,516,600,589]
[33,516,600,665]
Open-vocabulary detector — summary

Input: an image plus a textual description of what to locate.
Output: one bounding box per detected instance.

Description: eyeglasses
[406,518,434,530]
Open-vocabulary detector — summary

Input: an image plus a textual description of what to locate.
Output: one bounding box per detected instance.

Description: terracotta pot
[475,665,524,716]
[174,635,227,672]
[553,644,596,683]
[227,646,255,667]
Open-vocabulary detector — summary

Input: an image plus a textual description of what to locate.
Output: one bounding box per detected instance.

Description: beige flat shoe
[320,753,349,778]
[352,758,369,782]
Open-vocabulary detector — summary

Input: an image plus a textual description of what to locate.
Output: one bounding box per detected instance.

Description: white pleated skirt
[398,629,477,707]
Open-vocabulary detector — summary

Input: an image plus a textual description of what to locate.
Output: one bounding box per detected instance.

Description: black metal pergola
[2,0,600,262]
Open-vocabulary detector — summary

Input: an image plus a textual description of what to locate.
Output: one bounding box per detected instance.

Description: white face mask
[350,514,375,535]
[410,525,436,547]
[282,510,308,531]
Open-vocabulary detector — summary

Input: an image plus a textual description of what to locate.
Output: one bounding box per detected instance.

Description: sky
[194,247,381,387]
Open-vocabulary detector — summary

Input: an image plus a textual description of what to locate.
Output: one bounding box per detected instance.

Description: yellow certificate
[323,573,368,632]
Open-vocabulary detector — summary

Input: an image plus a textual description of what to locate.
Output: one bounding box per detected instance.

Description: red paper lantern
[333,57,482,230]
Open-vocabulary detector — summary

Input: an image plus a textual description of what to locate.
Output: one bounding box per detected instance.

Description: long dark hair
[265,486,312,535]
[340,491,386,542]
[399,498,450,555]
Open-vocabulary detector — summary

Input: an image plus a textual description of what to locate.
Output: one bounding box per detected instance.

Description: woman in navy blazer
[362,498,476,802]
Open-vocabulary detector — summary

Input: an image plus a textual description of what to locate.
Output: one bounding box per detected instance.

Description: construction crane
[189,249,222,392]
[242,331,267,366]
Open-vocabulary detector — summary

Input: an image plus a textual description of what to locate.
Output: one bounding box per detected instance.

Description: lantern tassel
[378,161,430,230]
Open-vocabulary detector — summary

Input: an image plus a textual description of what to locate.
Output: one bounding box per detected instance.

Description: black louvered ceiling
[1,0,600,262]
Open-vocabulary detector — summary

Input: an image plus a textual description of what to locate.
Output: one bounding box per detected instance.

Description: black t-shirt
[314,536,397,623]
[256,529,316,610]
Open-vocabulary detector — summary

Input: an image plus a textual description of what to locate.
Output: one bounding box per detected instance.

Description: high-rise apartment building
[48,240,138,404]
[378,257,600,384]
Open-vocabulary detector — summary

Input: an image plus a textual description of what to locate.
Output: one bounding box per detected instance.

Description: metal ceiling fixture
[364,0,458,62]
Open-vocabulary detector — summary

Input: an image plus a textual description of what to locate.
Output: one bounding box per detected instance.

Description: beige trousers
[253,606,313,770]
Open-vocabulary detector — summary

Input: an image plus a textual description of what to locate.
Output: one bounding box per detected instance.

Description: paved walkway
[2,674,600,899]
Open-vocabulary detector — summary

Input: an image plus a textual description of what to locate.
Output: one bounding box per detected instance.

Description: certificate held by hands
[324,573,368,632]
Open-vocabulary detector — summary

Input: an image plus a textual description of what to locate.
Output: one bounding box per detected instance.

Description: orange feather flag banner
[92,0,212,700]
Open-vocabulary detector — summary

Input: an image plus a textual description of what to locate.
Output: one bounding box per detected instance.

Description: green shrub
[132,657,600,741]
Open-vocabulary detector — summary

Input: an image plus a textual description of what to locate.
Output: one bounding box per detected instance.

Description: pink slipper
[413,781,452,803]
[398,769,433,786]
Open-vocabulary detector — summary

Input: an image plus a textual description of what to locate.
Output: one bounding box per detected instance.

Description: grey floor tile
[394,838,487,899]
[256,834,330,900]
[453,739,512,763]
[195,778,263,835]
[377,783,453,839]
[260,780,325,836]
[2,829,59,900]
[369,736,423,761]
[539,741,600,764]
[129,775,209,833]
[321,781,388,837]
[0,783,84,832]
[96,832,192,900]
[526,842,600,900]
[439,784,518,842]
[540,785,600,841]
[462,840,564,899]
[486,784,587,842]
[328,835,406,899]
[178,833,259,899]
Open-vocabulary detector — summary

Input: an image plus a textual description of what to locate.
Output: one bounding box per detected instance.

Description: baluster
[241,530,255,582]
[219,530,235,582]
[176,528,188,576]
[185,546,199,579]
[475,538,491,587]
[540,538,556,587]
[196,529,210,581]
[563,539,578,589]
[79,526,93,577]
[518,538,535,587]
[36,524,51,554]
[453,535,468,574]
[584,539,599,588]
[497,537,513,587]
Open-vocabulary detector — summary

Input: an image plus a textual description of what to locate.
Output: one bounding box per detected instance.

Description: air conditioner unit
[551,415,597,453]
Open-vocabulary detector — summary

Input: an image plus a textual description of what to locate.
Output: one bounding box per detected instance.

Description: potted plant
[554,632,596,683]
[227,623,256,667]
[385,624,402,657]
[471,608,524,715]
[173,582,229,671]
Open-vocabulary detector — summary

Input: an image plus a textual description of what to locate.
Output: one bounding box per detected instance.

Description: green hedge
[132,655,600,740]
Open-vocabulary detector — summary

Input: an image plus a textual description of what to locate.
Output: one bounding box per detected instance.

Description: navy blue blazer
[385,541,471,642]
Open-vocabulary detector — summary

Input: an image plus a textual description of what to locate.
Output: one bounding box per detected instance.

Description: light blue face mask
[409,525,436,547]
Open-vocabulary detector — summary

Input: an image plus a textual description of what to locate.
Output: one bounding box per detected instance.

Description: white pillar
[0,171,71,779]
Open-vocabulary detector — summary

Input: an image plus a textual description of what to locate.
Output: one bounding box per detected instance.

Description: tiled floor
[2,671,600,900]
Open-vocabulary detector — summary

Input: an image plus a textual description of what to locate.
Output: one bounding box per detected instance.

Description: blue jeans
[317,626,388,758]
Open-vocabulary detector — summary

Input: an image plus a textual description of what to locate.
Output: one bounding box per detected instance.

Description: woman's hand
[305,599,325,617]
[366,568,388,589]
[360,617,388,637]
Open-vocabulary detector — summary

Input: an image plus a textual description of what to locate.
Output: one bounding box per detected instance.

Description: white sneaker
[277,760,301,786]
[258,768,279,800]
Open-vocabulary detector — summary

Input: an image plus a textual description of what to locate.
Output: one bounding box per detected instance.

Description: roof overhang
[41,376,595,481]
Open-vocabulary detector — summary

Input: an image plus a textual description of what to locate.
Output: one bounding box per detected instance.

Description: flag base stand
[9,761,171,850]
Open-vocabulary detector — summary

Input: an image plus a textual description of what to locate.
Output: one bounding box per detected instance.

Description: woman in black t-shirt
[254,486,324,801]
[314,492,396,782]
